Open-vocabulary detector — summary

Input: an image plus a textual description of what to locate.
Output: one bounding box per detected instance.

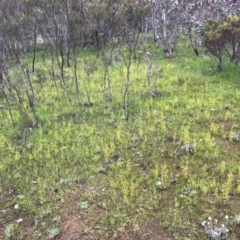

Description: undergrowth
[0,43,240,239]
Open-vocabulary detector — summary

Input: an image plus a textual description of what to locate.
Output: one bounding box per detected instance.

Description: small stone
[98,167,107,174]
[72,178,78,183]
[182,144,195,153]
[53,188,59,193]
[9,189,14,195]
[169,178,177,184]
[189,190,195,197]
[60,179,67,185]
[182,188,195,197]
[150,91,161,97]
[232,134,239,141]
[113,153,119,161]
[95,149,101,154]
[181,188,195,197]
[52,217,60,223]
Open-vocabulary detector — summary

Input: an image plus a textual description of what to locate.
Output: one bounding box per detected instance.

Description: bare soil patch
[58,215,85,240]
[138,221,175,240]
[57,217,175,240]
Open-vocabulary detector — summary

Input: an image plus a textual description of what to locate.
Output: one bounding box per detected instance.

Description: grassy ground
[0,42,240,239]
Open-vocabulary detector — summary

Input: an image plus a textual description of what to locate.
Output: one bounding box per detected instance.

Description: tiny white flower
[222,224,225,227]
[14,204,19,209]
[225,215,229,220]
[202,221,206,226]
[215,219,218,223]
[155,180,162,188]
[208,216,212,221]
[16,218,23,223]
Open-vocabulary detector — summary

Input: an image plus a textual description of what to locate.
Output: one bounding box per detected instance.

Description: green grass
[1,42,240,239]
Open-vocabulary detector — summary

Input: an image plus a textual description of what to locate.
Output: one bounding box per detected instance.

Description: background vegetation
[1,0,240,239]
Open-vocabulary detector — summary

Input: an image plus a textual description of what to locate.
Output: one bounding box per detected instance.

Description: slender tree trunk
[32,24,37,73]
[217,56,222,71]
[73,53,81,106]
[0,65,2,86]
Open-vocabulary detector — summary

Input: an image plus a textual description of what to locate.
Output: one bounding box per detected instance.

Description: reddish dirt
[114,229,174,240]
[58,215,85,240]
[19,214,35,236]
[1,186,175,240]
[230,196,240,213]
[57,215,175,240]
[138,222,175,240]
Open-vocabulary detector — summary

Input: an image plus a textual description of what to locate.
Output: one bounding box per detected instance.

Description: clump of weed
[4,223,22,240]
[202,216,229,240]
